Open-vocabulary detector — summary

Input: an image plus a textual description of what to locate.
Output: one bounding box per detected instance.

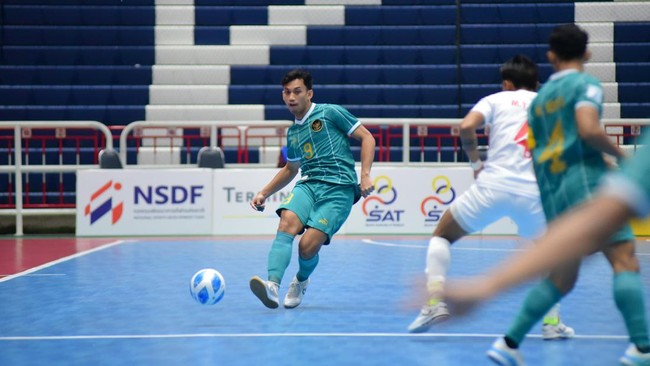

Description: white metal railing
[118,120,293,168]
[364,118,463,163]
[0,121,113,236]
[118,118,467,167]
[1,118,648,237]
[120,118,648,167]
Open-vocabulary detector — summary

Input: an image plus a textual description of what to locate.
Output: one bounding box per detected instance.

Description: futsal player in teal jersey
[484,24,650,366]
[249,69,376,309]
[445,131,650,366]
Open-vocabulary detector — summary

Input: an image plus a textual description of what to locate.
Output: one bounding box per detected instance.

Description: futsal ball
[189,268,225,305]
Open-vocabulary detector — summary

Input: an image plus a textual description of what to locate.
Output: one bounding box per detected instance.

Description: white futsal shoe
[620,344,650,366]
[283,276,309,309]
[249,276,279,309]
[487,337,525,366]
[407,301,450,333]
[541,321,575,340]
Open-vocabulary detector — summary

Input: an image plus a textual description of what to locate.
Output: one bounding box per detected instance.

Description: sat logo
[85,180,124,225]
[421,176,456,223]
[362,176,404,223]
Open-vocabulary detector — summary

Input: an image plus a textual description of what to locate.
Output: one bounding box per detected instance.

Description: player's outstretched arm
[576,107,626,159]
[351,125,376,198]
[443,194,635,314]
[250,161,300,211]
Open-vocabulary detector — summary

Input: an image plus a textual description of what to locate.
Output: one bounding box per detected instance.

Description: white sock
[425,237,451,302]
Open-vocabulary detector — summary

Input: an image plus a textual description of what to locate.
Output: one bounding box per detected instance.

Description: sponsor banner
[212,169,300,235]
[76,169,213,236]
[346,167,475,234]
[631,217,650,236]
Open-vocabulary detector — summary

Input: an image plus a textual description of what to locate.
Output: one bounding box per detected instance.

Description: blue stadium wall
[1,0,649,126]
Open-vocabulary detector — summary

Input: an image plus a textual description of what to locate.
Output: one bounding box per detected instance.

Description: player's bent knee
[277,217,304,235]
[298,243,320,259]
[605,241,640,273]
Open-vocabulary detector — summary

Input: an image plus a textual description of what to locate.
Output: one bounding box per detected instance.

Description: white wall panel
[146,105,265,121]
[152,65,230,85]
[149,85,229,105]
[156,46,269,65]
[230,26,306,45]
[269,6,345,25]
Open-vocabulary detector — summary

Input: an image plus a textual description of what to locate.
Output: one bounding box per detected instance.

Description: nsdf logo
[420,175,456,223]
[84,180,124,225]
[361,175,404,224]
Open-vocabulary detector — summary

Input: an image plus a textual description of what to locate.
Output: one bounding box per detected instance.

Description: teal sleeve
[575,76,603,115]
[328,104,359,134]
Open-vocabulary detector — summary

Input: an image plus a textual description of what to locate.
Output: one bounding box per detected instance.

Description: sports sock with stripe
[505,279,563,347]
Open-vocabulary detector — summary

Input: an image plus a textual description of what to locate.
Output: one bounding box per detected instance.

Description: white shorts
[449,183,547,240]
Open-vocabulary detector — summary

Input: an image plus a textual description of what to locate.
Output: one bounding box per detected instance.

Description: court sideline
[1,235,649,365]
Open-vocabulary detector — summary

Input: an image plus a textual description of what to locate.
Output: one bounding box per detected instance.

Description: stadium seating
[0,2,154,126]
[1,0,650,206]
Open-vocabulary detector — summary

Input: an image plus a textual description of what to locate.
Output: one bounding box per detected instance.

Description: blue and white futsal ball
[190,268,225,305]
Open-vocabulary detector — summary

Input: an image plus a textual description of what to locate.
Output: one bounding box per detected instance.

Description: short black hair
[282,69,313,90]
[548,23,588,61]
[500,54,539,90]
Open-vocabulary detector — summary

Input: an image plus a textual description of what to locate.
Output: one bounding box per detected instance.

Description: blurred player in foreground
[407,55,573,340]
[448,24,649,366]
[249,69,375,309]
[445,131,650,366]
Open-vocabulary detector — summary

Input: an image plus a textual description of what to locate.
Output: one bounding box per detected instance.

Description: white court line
[0,332,628,341]
[0,240,127,283]
[0,274,66,277]
[362,239,524,252]
[362,238,650,255]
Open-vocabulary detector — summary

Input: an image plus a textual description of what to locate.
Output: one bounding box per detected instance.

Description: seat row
[10,0,558,4]
[3,5,156,26]
[0,86,148,106]
[6,23,648,48]
[0,65,152,85]
[268,44,644,64]
[230,84,498,105]
[4,3,575,26]
[9,83,622,107]
[3,24,565,47]
[234,63,638,85]
[0,106,145,127]
[231,64,533,85]
[268,45,551,66]
[10,63,650,86]
[4,100,642,125]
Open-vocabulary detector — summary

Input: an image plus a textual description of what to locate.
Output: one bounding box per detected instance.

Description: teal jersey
[286,103,360,186]
[528,70,609,218]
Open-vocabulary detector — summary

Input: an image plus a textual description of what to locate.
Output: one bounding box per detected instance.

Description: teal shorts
[276,180,356,244]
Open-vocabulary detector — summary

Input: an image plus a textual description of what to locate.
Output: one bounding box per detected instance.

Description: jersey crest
[311,119,323,132]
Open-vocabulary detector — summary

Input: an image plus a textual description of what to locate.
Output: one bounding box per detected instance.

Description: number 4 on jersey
[528,121,567,174]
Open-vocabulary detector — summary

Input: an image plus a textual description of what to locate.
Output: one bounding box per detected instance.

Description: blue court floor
[1,235,649,366]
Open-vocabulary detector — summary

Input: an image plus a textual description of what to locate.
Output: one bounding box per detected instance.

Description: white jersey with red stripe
[470,89,540,199]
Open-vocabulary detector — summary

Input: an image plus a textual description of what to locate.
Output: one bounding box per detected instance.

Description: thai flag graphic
[84,180,124,225]
[515,121,531,158]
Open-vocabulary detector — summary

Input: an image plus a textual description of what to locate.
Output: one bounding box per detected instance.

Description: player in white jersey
[407,55,574,340]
